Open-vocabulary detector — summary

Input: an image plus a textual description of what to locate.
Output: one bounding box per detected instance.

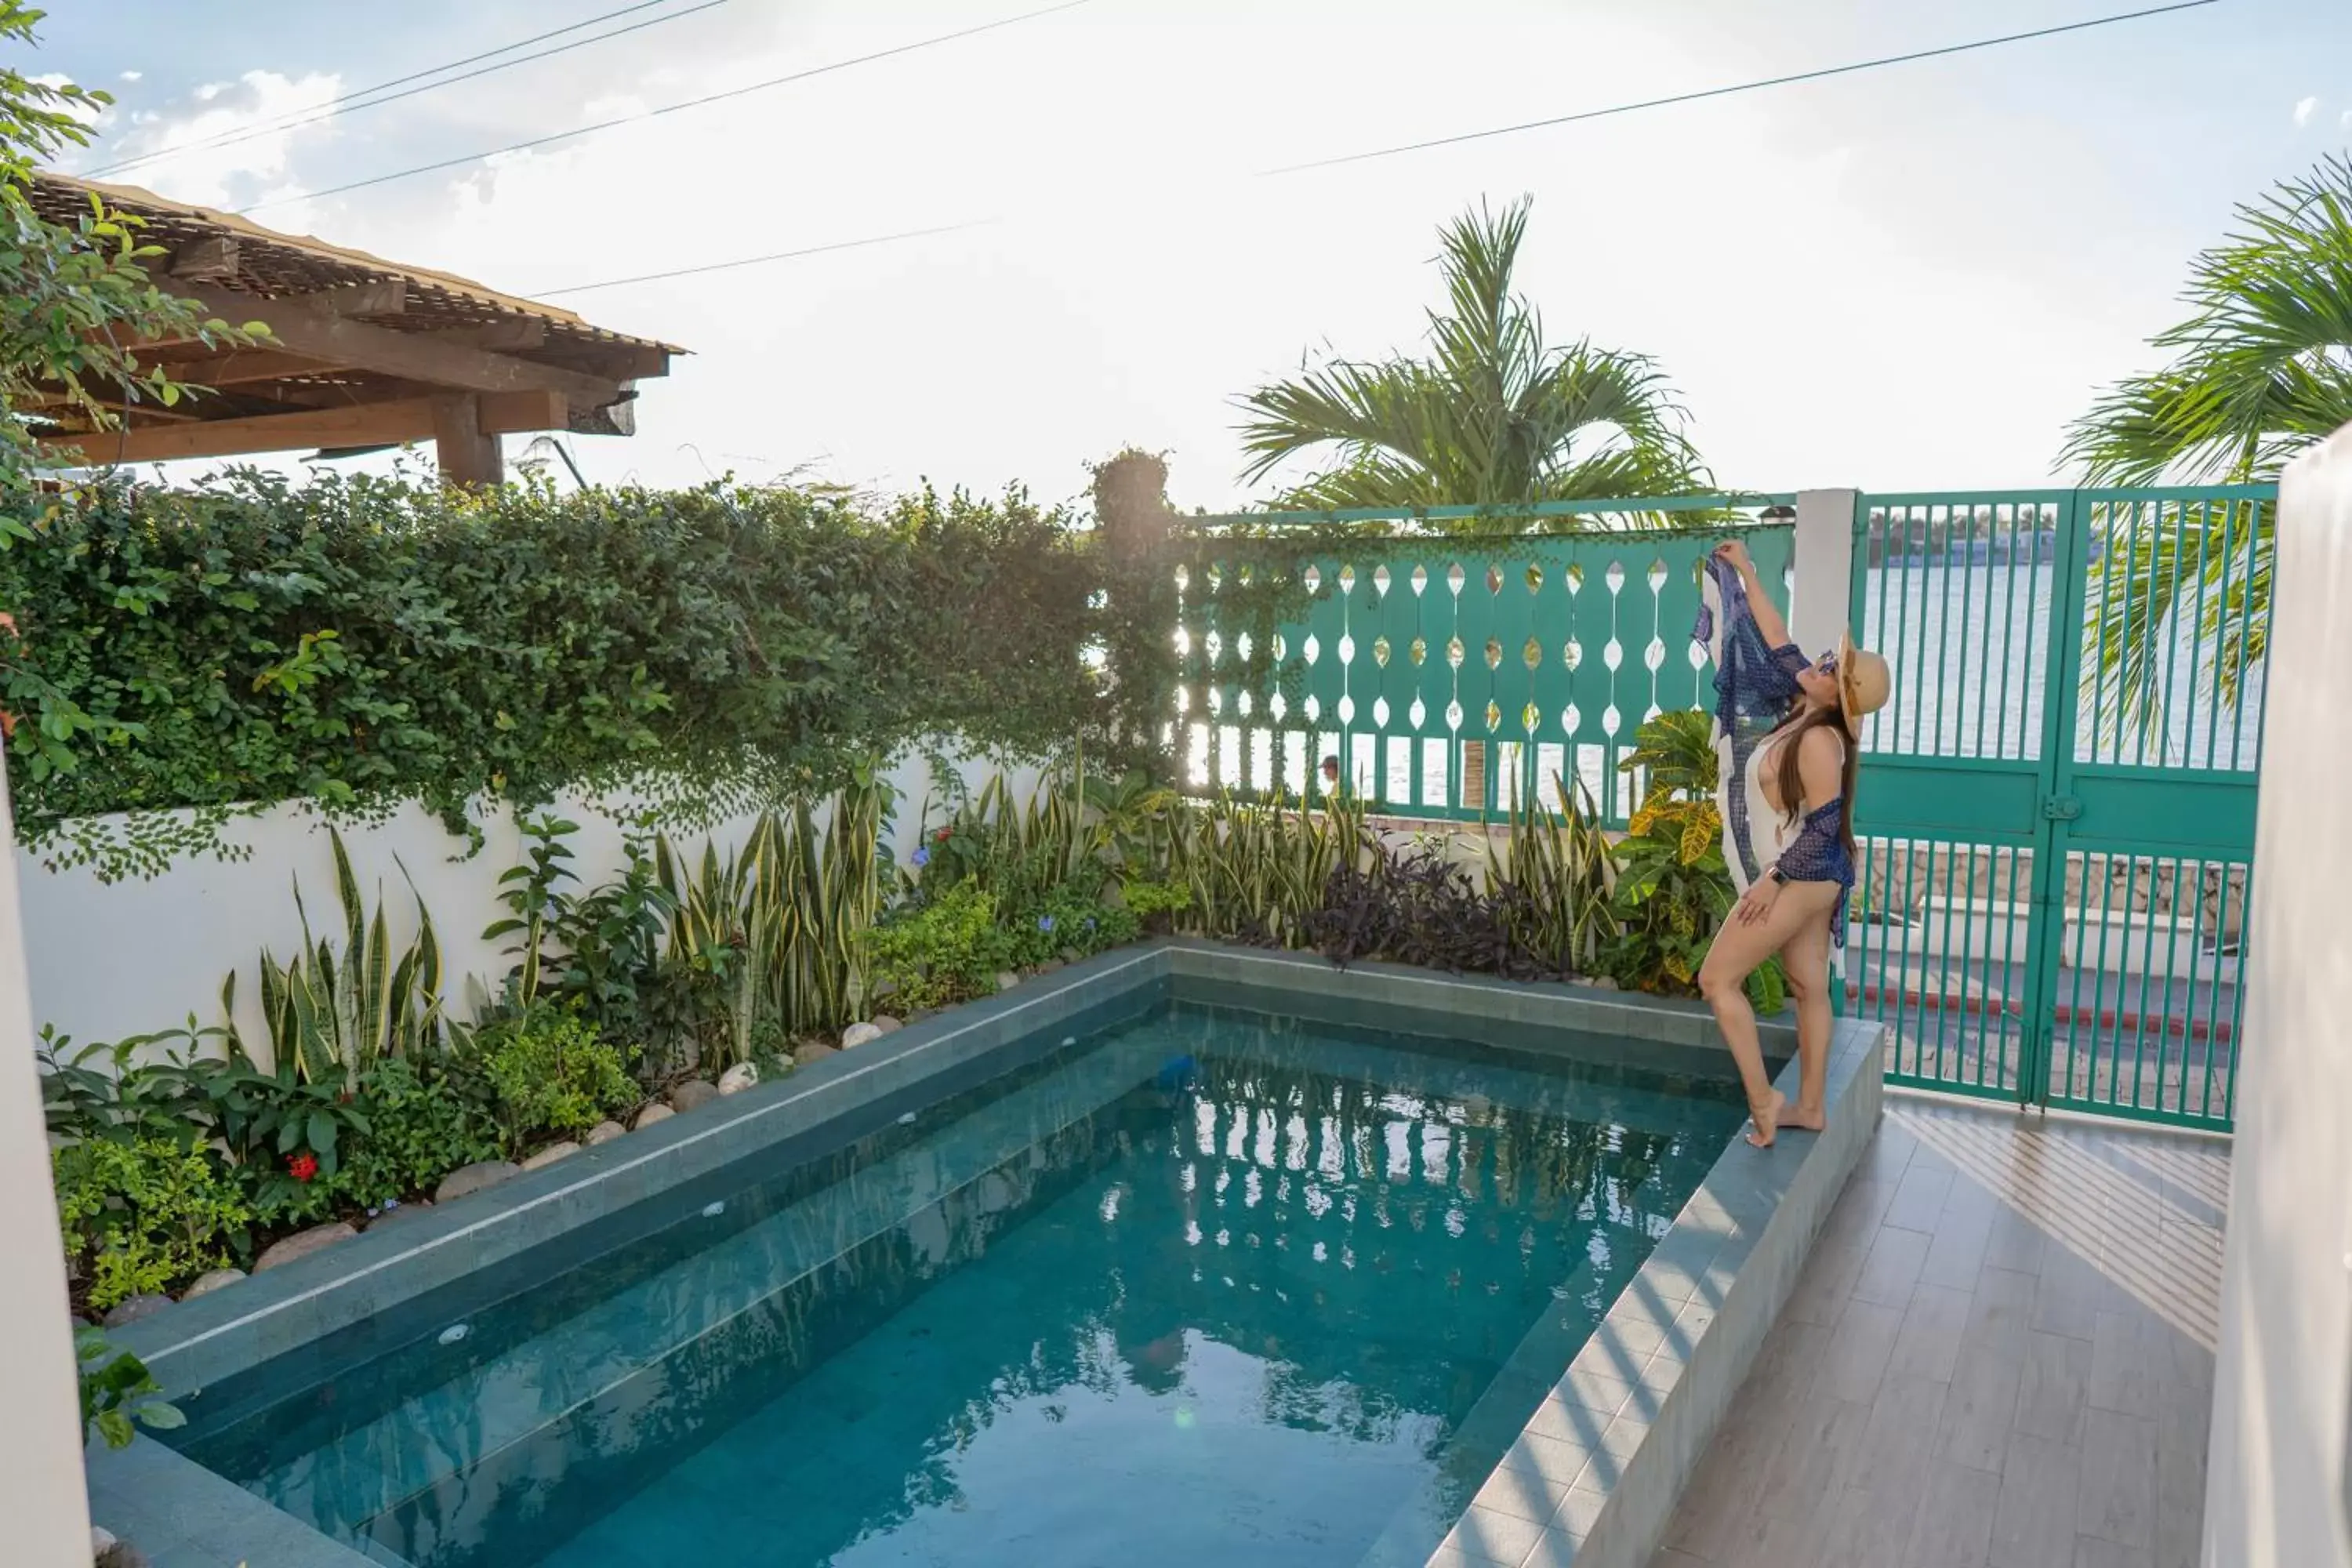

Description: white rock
[633,1103,676,1131]
[841,1022,884,1050]
[436,1160,521,1203]
[90,1526,116,1560]
[996,971,1021,993]
[253,1221,358,1273]
[717,1062,760,1096]
[670,1080,720,1112]
[182,1268,246,1300]
[585,1120,627,1145]
[871,1014,905,1035]
[521,1142,579,1171]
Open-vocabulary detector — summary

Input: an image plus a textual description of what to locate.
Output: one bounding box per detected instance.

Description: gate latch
[2041,795,2083,822]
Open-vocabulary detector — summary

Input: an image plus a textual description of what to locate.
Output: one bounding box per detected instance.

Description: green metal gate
[1847,485,2272,1131]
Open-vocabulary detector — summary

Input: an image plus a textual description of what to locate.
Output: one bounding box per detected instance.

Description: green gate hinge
[2041,795,2083,821]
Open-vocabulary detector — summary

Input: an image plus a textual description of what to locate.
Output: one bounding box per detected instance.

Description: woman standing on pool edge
[1694,537,1891,1149]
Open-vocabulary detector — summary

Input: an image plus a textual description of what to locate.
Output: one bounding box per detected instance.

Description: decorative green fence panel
[1175,499,1796,825]
[1848,485,2270,1131]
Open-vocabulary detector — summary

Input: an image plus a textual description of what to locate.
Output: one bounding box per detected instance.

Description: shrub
[342,1058,503,1210]
[2,473,1105,880]
[481,1006,637,1149]
[53,1134,252,1309]
[867,882,1015,1012]
[77,1330,183,1450]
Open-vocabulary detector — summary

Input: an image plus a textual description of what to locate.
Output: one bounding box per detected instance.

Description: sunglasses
[1814,653,1840,677]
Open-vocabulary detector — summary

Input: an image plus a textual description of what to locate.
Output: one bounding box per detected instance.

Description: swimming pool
[163,992,1749,1567]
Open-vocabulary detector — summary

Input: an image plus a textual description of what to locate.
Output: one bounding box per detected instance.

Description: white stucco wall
[16,746,1040,1058]
[2204,426,2352,1568]
[0,768,97,1565]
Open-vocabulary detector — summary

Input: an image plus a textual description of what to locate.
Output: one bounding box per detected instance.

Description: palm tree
[1235,198,1708,527]
[2060,154,2352,737]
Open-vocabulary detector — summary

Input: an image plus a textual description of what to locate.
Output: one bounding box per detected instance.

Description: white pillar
[0,768,93,1563]
[2203,426,2352,1568]
[1789,488,1859,656]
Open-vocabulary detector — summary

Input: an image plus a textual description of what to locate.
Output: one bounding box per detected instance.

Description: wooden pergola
[24,174,679,485]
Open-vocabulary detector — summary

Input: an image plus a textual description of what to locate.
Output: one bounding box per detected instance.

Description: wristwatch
[1766,866,1788,886]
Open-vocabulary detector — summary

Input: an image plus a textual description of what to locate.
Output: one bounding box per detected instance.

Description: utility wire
[236,0,1095,216]
[537,220,999,296]
[1260,0,2220,175]
[85,0,732,180]
[528,0,2219,299]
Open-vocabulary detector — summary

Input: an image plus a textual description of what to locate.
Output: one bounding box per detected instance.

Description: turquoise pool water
[172,998,1744,1567]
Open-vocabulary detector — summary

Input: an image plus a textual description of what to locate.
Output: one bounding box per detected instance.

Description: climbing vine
[1,470,1105,878]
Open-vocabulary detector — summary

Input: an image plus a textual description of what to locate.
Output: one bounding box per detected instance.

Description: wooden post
[432,394,503,487]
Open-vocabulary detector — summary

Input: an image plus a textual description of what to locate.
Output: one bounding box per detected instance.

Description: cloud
[92,71,343,207]
[119,71,142,83]
[2294,95,2319,127]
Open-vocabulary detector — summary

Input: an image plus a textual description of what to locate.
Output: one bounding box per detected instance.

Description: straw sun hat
[1835,630,1892,739]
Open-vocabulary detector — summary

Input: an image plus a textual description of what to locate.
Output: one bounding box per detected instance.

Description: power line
[1261,0,2221,176]
[521,0,2220,299]
[537,220,999,296]
[236,0,1095,216]
[85,0,733,180]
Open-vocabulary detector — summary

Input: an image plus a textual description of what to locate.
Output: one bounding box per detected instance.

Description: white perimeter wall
[2204,425,2352,1568]
[16,746,1040,1060]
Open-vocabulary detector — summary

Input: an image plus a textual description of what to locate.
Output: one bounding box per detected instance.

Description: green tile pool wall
[1157,940,1798,1082]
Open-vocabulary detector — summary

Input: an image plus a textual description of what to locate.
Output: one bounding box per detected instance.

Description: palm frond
[1235,197,1708,521]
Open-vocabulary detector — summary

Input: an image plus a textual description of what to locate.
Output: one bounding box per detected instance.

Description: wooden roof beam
[39,390,568,465]
[165,281,622,409]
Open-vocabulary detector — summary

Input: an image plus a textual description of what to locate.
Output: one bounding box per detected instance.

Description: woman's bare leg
[1776,914,1834,1131]
[1698,881,1841,1147]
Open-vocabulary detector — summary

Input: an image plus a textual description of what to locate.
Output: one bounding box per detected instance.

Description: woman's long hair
[1769,703,1860,858]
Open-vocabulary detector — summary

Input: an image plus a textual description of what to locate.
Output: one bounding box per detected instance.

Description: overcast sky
[23,0,2352,511]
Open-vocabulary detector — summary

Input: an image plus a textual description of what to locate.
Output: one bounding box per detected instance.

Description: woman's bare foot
[1746,1090,1785,1149]
[1779,1102,1828,1134]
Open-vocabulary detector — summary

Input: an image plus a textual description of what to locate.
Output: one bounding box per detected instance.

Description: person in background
[1319,755,1341,797]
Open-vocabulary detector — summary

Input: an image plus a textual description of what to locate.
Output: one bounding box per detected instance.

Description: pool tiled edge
[82,939,1870,1568]
[1430,1009,1885,1568]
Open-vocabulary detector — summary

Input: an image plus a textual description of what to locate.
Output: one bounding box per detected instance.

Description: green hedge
[1,471,1106,876]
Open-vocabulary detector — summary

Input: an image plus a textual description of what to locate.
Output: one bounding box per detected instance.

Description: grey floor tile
[1965,1265,2042,1351]
[1783,1237,1869,1327]
[1889,1282,1976,1383]
[1984,1207,2052,1276]
[1920,1199,1998,1291]
[2076,1409,2158,1550]
[1758,1387,1874,1520]
[1885,1163,1959,1233]
[1850,1373,1951,1500]
[1905,1461,2002,1568]
[1817,1479,1926,1568]
[1650,1551,1714,1568]
[1991,1432,2084,1568]
[1822,1298,1905,1403]
[2032,1245,2114,1341]
[2074,1534,2157,1567]
[1938,1343,2026,1473]
[2015,1330,2094,1446]
[2087,1308,2167,1421]
[1850,1225,1933,1308]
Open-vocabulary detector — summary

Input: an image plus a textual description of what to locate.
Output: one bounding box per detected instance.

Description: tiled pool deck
[1645,1098,2226,1568]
